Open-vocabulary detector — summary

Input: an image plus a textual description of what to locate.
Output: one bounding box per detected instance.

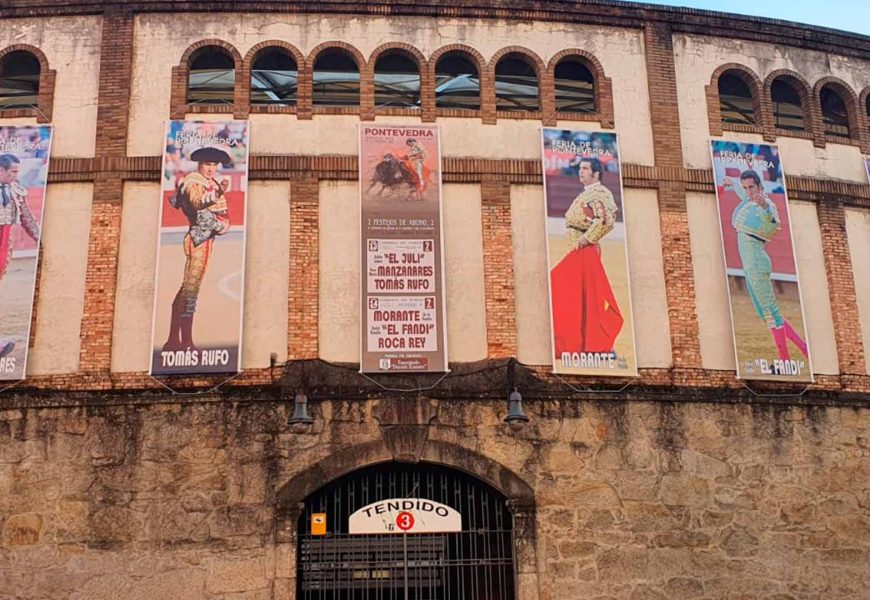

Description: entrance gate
[297,462,517,600]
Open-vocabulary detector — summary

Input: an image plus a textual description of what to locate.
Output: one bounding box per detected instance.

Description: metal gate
[297,462,517,600]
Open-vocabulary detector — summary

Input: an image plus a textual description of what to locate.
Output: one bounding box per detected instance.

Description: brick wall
[817,196,867,376]
[0,6,868,396]
[481,178,518,358]
[644,23,703,370]
[287,177,319,360]
[77,10,134,373]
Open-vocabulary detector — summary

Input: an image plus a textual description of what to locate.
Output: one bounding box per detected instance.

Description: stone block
[2,513,43,546]
[205,556,268,594]
[659,474,711,506]
[663,577,704,598]
[720,526,759,557]
[274,543,296,579]
[70,574,133,600]
[128,568,205,600]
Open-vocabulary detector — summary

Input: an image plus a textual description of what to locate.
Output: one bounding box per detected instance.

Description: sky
[623,0,870,36]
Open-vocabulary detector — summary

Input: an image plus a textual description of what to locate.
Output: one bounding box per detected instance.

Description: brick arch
[705,63,764,136]
[861,87,870,117]
[430,44,487,75]
[306,41,366,70]
[242,41,306,115]
[428,44,487,120]
[763,68,817,144]
[490,46,545,77]
[0,44,50,74]
[171,39,244,118]
[489,46,545,118]
[304,42,366,118]
[364,43,428,119]
[861,86,870,152]
[180,39,242,68]
[546,48,614,128]
[369,42,427,72]
[245,40,305,70]
[0,44,56,122]
[813,76,862,142]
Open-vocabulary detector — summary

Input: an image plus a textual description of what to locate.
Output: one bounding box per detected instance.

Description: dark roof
[2,0,869,59]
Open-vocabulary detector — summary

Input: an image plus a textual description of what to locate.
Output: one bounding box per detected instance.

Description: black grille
[297,462,516,600]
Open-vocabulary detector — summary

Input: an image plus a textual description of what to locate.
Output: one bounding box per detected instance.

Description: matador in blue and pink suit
[727,169,807,361]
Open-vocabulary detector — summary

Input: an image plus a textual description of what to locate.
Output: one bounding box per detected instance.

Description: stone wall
[1,395,867,599]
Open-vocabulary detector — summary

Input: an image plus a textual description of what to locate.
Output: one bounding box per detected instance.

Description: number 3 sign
[396,511,415,532]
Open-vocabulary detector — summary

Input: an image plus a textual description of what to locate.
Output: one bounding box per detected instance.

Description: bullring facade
[0,2,868,599]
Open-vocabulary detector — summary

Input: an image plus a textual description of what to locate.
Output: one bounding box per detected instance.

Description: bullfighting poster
[150,121,249,375]
[359,124,447,373]
[710,141,812,382]
[542,128,637,376]
[0,126,52,381]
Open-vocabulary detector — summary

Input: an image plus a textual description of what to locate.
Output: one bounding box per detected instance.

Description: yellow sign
[311,513,327,536]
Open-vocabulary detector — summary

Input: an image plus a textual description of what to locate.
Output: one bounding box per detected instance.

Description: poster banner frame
[149,120,250,376]
[541,127,638,377]
[0,125,53,381]
[358,123,449,373]
[709,139,814,383]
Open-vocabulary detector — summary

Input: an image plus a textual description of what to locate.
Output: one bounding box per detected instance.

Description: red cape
[551,245,624,355]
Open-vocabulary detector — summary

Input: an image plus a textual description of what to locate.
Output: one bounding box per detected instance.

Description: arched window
[297,462,517,600]
[770,77,806,132]
[819,85,850,138]
[554,58,595,114]
[865,92,870,135]
[0,50,40,110]
[312,50,359,107]
[718,72,756,125]
[187,47,235,105]
[374,51,420,109]
[495,54,539,112]
[251,48,297,107]
[435,52,480,111]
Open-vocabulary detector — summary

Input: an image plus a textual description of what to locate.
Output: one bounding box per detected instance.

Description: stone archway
[273,437,537,599]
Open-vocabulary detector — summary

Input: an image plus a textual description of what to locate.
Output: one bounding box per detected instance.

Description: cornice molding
[2,1,869,60]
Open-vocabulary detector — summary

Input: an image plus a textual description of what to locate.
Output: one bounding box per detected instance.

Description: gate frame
[274,439,537,600]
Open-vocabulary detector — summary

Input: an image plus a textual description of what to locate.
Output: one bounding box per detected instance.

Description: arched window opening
[251,48,297,107]
[771,78,806,132]
[718,72,756,125]
[297,462,517,600]
[554,58,595,114]
[820,85,850,138]
[495,54,539,112]
[0,51,40,110]
[435,52,480,111]
[374,51,420,109]
[865,93,870,135]
[312,50,360,107]
[187,47,235,105]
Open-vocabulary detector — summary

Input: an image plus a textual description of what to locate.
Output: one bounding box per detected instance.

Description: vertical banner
[542,128,636,376]
[359,124,447,373]
[865,157,870,184]
[150,121,249,375]
[710,141,812,382]
[0,126,52,381]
